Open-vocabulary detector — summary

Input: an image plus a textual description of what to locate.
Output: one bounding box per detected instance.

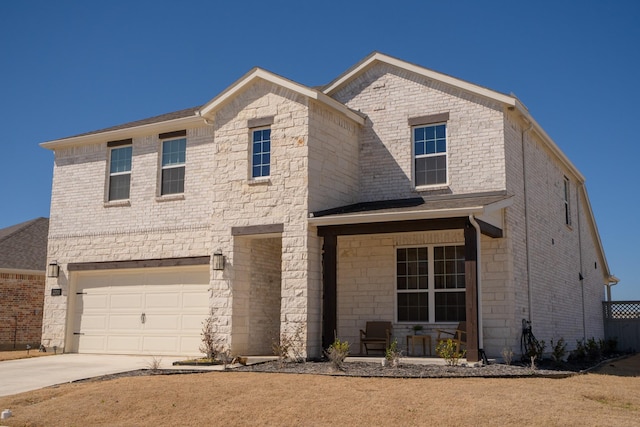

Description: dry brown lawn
[0,355,638,426]
[0,350,53,362]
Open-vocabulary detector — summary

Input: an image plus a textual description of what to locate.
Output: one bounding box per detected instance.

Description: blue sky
[1,1,638,299]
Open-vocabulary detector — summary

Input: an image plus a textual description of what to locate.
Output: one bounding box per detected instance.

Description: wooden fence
[603,301,640,352]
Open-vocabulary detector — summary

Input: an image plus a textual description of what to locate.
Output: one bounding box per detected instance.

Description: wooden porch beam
[464,222,479,362]
[321,234,338,350]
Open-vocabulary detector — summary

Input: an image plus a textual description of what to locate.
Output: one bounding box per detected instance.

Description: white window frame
[250,126,271,180]
[395,244,466,324]
[107,145,132,201]
[160,137,186,196]
[412,123,449,189]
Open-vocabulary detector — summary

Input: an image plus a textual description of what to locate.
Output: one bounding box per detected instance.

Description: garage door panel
[107,335,142,352]
[80,294,109,310]
[73,266,210,356]
[145,292,181,309]
[143,336,179,353]
[110,293,144,310]
[182,314,207,330]
[77,335,107,353]
[144,314,180,330]
[109,314,144,330]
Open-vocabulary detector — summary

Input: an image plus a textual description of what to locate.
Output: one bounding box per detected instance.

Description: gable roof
[197,67,365,125]
[0,217,49,272]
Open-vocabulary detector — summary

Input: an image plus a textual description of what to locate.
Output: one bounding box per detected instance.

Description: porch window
[396,245,465,323]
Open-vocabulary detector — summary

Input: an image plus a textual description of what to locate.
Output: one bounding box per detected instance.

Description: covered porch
[311,192,511,362]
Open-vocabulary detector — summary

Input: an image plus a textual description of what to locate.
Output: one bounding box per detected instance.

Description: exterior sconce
[213,251,225,270]
[47,261,60,278]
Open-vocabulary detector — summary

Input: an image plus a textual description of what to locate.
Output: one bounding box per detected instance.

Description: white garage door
[72,267,210,356]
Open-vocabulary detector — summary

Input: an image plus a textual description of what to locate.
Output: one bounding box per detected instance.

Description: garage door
[72,267,210,356]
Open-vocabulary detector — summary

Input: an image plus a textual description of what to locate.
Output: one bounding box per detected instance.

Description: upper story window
[563,176,571,226]
[161,137,186,195]
[251,128,271,179]
[409,113,450,188]
[396,245,465,323]
[107,139,132,201]
[414,124,447,186]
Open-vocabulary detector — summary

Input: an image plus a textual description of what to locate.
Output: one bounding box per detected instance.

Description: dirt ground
[0,354,638,426]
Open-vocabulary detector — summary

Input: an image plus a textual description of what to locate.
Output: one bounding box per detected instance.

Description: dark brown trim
[476,219,503,238]
[107,138,133,147]
[322,234,337,349]
[67,256,210,272]
[317,218,468,237]
[248,116,274,128]
[231,223,284,236]
[464,222,479,362]
[408,112,450,127]
[159,129,187,140]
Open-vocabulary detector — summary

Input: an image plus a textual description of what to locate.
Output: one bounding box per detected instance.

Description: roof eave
[40,115,203,150]
[323,52,517,107]
[308,205,488,227]
[198,68,365,126]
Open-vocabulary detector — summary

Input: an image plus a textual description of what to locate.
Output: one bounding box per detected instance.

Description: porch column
[321,234,337,349]
[464,222,479,362]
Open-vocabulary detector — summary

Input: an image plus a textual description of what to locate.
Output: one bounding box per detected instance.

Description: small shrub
[200,311,224,361]
[523,339,546,363]
[325,339,350,371]
[501,347,514,365]
[601,338,618,356]
[585,337,601,361]
[385,339,402,367]
[436,339,465,366]
[570,339,587,361]
[147,356,163,373]
[412,325,424,334]
[550,338,567,364]
[272,324,306,367]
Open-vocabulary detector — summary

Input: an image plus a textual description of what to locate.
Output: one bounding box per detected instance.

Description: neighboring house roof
[0,218,49,272]
[309,192,512,226]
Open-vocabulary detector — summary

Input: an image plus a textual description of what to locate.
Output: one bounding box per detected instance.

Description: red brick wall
[0,272,45,350]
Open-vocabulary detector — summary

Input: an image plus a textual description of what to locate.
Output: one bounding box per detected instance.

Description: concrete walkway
[0,354,224,397]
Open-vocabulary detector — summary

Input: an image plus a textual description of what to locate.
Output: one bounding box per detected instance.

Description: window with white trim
[108,145,132,201]
[161,138,186,195]
[251,127,271,178]
[563,176,571,226]
[396,245,465,323]
[413,124,447,186]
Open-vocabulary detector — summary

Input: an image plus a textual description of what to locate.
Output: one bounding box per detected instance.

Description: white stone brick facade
[41,53,612,359]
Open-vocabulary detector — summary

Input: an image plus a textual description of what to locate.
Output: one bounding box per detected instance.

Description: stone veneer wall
[330,62,506,202]
[0,272,45,350]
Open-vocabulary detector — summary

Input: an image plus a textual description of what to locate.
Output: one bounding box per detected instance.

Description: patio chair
[436,321,467,353]
[359,321,392,355]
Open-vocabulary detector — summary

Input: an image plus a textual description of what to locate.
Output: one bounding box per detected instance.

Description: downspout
[577,182,586,340]
[521,121,534,323]
[468,215,483,352]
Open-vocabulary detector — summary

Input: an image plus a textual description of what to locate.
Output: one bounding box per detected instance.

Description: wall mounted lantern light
[47,261,60,278]
[213,250,225,270]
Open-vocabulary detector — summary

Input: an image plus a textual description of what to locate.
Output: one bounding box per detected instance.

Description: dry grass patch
[0,350,54,362]
[0,367,639,426]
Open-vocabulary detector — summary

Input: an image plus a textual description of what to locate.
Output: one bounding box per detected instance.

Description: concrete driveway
[0,354,189,397]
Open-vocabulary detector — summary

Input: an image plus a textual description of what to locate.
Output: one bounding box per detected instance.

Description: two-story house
[40,53,616,362]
